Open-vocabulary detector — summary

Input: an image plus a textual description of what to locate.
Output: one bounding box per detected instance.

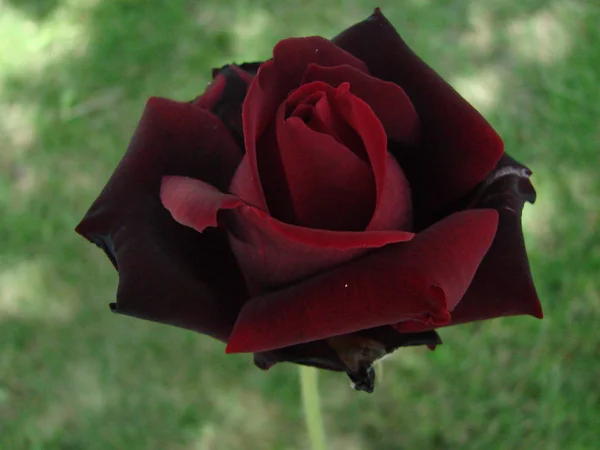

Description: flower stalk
[299,366,327,450]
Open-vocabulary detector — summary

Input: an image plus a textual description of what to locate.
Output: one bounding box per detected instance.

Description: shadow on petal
[226,209,498,353]
[450,154,543,324]
[333,9,503,215]
[76,97,248,341]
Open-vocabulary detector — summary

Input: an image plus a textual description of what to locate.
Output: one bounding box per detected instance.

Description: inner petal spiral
[263,82,377,231]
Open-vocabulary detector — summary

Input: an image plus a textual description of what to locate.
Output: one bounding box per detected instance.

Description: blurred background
[1,0,599,448]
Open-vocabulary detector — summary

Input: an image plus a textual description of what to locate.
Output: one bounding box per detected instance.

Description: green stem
[299,366,327,450]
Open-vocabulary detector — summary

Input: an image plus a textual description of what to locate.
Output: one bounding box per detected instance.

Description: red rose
[76,9,542,392]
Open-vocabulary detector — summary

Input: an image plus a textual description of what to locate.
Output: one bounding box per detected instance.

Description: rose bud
[76,8,542,392]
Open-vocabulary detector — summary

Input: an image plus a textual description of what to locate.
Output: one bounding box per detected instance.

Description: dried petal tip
[348,365,376,393]
[328,335,386,393]
[253,354,275,371]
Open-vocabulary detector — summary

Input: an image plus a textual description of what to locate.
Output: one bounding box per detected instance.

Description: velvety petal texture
[195,64,256,147]
[301,64,419,144]
[225,209,498,353]
[333,9,504,217]
[235,37,370,211]
[77,9,542,392]
[76,98,248,342]
[161,175,414,293]
[274,92,376,230]
[452,154,543,323]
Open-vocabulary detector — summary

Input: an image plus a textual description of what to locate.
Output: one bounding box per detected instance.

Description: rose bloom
[77,9,542,392]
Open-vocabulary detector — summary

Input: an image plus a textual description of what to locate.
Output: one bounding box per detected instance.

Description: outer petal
[212,62,262,79]
[226,204,413,293]
[194,65,255,148]
[235,37,369,209]
[253,328,441,372]
[333,9,504,213]
[76,97,248,342]
[161,176,242,231]
[226,209,499,353]
[193,74,227,110]
[450,154,543,323]
[253,327,441,392]
[160,175,414,293]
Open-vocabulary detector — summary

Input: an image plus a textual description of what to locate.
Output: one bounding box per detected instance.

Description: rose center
[257,81,376,231]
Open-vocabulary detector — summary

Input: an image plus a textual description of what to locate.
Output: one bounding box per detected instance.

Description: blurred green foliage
[1,0,599,449]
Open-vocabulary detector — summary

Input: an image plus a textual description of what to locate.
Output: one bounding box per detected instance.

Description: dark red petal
[195,65,255,148]
[288,88,326,114]
[333,10,503,213]
[226,209,498,353]
[229,154,267,210]
[228,65,255,84]
[246,83,328,223]
[226,203,414,293]
[274,102,375,231]
[159,175,414,293]
[193,73,227,110]
[239,37,369,208]
[286,81,367,160]
[449,154,543,324]
[212,62,263,79]
[330,86,412,231]
[290,103,316,122]
[161,176,242,231]
[368,153,413,231]
[310,95,340,133]
[302,63,419,144]
[106,97,243,192]
[246,37,368,142]
[240,79,411,234]
[75,98,247,341]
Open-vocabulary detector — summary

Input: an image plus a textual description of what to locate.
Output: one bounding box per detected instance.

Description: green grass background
[1,0,599,448]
